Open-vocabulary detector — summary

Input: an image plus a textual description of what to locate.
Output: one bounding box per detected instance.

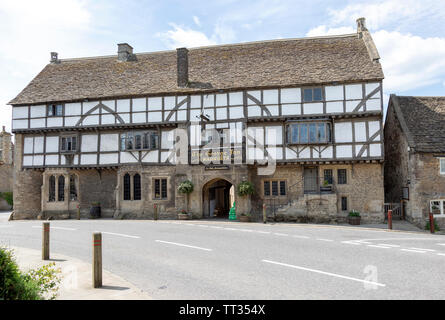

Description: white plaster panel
[23,156,33,166]
[248,106,261,117]
[12,120,28,129]
[320,146,333,158]
[336,145,353,158]
[33,155,44,166]
[132,112,146,123]
[45,155,59,165]
[368,121,381,137]
[46,136,59,153]
[142,151,159,163]
[164,96,175,110]
[24,137,34,154]
[34,137,44,153]
[285,147,297,159]
[13,106,28,119]
[229,92,243,105]
[255,147,264,161]
[65,103,81,116]
[64,117,80,127]
[203,94,214,108]
[83,101,99,114]
[216,94,227,106]
[120,152,138,163]
[73,155,79,165]
[229,107,243,119]
[366,99,381,111]
[177,110,187,121]
[365,83,380,96]
[190,95,201,108]
[281,104,301,115]
[161,151,174,163]
[30,105,46,118]
[203,108,215,121]
[346,101,360,112]
[345,84,363,100]
[266,105,279,116]
[117,99,131,112]
[216,123,228,129]
[161,130,174,149]
[80,154,97,165]
[355,144,365,157]
[190,109,201,122]
[30,119,46,128]
[266,147,283,160]
[148,112,162,122]
[81,135,98,152]
[82,115,99,126]
[335,122,353,143]
[281,88,301,104]
[119,113,130,123]
[326,101,343,113]
[99,153,118,164]
[263,90,278,105]
[370,143,382,157]
[47,117,63,127]
[266,126,283,145]
[354,122,367,142]
[101,114,115,125]
[247,91,261,104]
[101,100,115,111]
[303,103,323,114]
[299,147,311,159]
[132,98,146,112]
[216,108,227,120]
[100,134,119,152]
[325,85,344,101]
[166,111,176,122]
[190,125,201,146]
[247,147,255,161]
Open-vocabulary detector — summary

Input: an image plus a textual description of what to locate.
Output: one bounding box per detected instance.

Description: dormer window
[48,104,63,116]
[303,88,323,102]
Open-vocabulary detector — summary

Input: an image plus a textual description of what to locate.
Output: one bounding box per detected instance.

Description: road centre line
[155,240,212,251]
[32,226,76,231]
[316,238,334,242]
[400,249,426,253]
[368,245,392,249]
[274,233,289,236]
[256,231,271,234]
[95,231,140,239]
[437,244,445,246]
[408,248,435,252]
[341,241,361,245]
[262,259,386,287]
[293,235,310,239]
[377,244,400,247]
[437,253,445,256]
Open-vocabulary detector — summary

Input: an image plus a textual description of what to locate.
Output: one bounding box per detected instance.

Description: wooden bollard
[92,233,102,288]
[388,210,392,230]
[42,222,50,260]
[154,204,158,221]
[263,204,267,224]
[429,212,435,234]
[77,204,80,220]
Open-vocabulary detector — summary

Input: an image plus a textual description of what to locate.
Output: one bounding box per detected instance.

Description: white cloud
[193,16,201,27]
[157,24,216,49]
[306,25,354,37]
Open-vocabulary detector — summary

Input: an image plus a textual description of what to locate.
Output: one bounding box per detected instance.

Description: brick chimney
[356,17,368,34]
[176,47,189,87]
[50,52,60,64]
[117,43,136,61]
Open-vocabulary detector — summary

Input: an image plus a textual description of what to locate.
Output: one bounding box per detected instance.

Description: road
[1,211,445,299]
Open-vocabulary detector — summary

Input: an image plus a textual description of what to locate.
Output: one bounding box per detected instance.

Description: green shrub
[348,210,360,217]
[0,192,13,207]
[237,181,255,197]
[177,180,194,194]
[425,220,440,232]
[0,247,61,300]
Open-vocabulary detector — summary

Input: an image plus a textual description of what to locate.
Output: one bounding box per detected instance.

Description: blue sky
[1,0,444,132]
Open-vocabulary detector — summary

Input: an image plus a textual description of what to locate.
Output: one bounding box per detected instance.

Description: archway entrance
[202,179,235,219]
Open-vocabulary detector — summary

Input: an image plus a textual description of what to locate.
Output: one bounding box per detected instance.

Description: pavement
[2,210,445,300]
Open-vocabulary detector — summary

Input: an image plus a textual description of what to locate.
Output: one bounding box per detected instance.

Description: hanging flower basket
[177,180,194,194]
[237,181,255,197]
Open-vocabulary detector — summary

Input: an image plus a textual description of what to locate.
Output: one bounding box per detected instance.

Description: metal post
[42,222,50,260]
[154,204,158,221]
[429,212,435,234]
[77,204,81,220]
[262,203,267,224]
[92,233,102,288]
[388,210,392,230]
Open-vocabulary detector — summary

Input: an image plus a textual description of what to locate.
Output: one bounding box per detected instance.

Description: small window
[324,169,333,184]
[69,175,77,201]
[154,178,168,199]
[263,180,286,197]
[134,174,141,201]
[48,104,63,117]
[341,197,348,211]
[440,158,445,175]
[58,175,65,201]
[264,181,270,196]
[123,174,131,200]
[122,131,158,151]
[61,136,77,152]
[338,169,347,184]
[287,122,331,144]
[49,176,56,202]
[430,200,444,216]
[303,88,323,102]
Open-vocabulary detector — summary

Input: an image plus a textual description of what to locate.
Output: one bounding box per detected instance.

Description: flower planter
[348,216,361,225]
[239,215,250,222]
[320,186,332,193]
[178,214,189,220]
[89,206,101,219]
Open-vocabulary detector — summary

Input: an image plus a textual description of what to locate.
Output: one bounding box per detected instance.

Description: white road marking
[357,241,373,244]
[224,228,238,231]
[95,231,140,239]
[262,259,386,287]
[316,238,334,242]
[400,249,426,253]
[155,240,212,251]
[0,225,13,228]
[210,226,223,229]
[256,231,271,234]
[377,244,400,248]
[238,229,253,232]
[32,226,77,231]
[436,253,445,256]
[436,244,445,246]
[274,233,289,236]
[368,245,392,249]
[196,225,209,228]
[341,241,361,245]
[408,247,436,252]
[292,235,310,239]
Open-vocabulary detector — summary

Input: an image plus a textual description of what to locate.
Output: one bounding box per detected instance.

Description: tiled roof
[10,34,384,105]
[391,95,445,152]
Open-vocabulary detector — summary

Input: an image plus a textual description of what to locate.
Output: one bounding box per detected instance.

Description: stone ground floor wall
[0,163,13,210]
[12,163,384,224]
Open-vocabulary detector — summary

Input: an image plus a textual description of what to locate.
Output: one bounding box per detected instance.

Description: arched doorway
[202,178,235,219]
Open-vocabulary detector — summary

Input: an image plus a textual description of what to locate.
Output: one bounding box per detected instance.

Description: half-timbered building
[9,18,385,222]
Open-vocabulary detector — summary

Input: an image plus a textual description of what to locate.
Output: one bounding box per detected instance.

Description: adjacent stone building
[9,18,385,223]
[385,95,445,228]
[0,126,14,210]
